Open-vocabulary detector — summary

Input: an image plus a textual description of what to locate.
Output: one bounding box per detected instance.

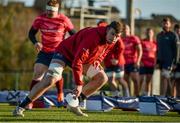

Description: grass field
[0,103,180,122]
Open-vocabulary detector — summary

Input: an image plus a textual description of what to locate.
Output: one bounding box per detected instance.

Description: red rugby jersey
[56,27,115,85]
[123,35,141,64]
[32,13,74,53]
[141,39,157,67]
[104,38,125,67]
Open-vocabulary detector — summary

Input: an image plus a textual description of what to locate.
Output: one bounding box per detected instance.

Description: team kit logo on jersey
[41,29,63,33]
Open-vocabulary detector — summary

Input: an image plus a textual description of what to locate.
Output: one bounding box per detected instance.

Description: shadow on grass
[0,117,91,122]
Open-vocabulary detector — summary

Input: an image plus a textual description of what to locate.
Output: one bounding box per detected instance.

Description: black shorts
[52,52,72,67]
[125,64,139,74]
[175,63,180,72]
[35,51,54,66]
[140,66,154,75]
[105,66,124,73]
[159,61,172,70]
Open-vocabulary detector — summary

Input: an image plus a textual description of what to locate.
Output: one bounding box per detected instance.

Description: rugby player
[139,28,157,96]
[122,24,142,96]
[27,0,75,109]
[13,21,123,117]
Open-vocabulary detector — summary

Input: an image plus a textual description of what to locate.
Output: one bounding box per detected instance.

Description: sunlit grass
[0,103,180,122]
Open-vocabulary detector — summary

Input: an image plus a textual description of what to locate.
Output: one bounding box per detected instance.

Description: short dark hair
[47,0,60,7]
[146,27,153,32]
[174,23,180,30]
[162,17,171,23]
[108,21,123,34]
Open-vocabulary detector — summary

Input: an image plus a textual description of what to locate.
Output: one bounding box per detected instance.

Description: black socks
[19,96,32,108]
[78,93,87,102]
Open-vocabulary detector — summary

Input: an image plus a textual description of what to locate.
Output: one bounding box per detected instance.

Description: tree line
[0,4,38,90]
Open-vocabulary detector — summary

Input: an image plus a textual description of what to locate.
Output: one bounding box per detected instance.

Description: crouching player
[12,21,123,117]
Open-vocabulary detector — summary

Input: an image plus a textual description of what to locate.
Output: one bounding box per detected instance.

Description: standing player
[173,24,180,97]
[13,21,123,117]
[97,20,129,97]
[139,28,157,96]
[28,0,75,108]
[156,18,177,96]
[104,37,130,97]
[122,24,142,96]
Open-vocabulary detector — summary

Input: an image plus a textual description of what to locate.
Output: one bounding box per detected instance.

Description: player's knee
[33,72,44,80]
[95,72,108,85]
[46,62,64,80]
[44,62,64,87]
[102,73,108,83]
[86,64,108,85]
[33,68,46,79]
[43,73,57,87]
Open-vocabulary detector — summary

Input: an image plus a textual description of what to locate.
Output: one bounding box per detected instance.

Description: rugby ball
[65,93,79,107]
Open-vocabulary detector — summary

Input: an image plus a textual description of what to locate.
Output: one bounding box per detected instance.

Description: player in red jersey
[122,24,142,96]
[104,37,130,97]
[13,21,123,117]
[139,28,157,96]
[27,0,75,108]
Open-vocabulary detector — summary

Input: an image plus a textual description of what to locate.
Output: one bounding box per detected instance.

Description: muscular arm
[28,27,38,45]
